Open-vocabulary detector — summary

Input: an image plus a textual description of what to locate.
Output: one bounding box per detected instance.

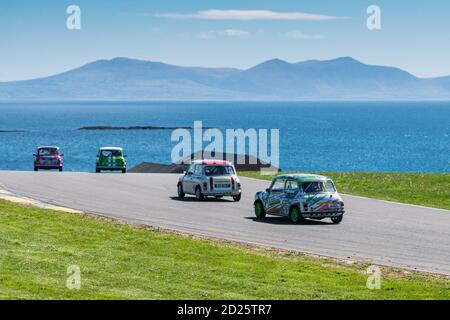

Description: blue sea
[0,101,449,173]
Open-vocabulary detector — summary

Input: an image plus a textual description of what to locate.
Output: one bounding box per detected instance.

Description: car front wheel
[177,184,185,198]
[233,194,241,202]
[254,201,266,219]
[331,215,343,224]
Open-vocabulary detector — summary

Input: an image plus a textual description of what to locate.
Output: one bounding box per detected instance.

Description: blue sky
[1,0,450,81]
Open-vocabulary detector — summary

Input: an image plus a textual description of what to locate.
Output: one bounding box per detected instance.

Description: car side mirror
[265,188,270,193]
[61,153,64,157]
[187,172,193,176]
[33,154,36,157]
[124,155,127,158]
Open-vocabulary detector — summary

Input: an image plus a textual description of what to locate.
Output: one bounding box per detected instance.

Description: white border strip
[0,187,82,214]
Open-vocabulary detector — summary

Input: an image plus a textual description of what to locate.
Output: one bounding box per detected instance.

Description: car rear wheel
[254,201,266,219]
[122,169,126,174]
[331,215,343,224]
[289,206,303,224]
[233,194,241,202]
[95,168,100,173]
[59,167,63,172]
[177,184,185,198]
[34,167,38,172]
[195,187,204,201]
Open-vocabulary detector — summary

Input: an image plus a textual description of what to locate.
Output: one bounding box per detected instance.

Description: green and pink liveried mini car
[95,147,127,173]
[254,174,345,224]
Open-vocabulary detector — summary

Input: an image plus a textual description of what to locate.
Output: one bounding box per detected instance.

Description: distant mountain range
[1,57,450,100]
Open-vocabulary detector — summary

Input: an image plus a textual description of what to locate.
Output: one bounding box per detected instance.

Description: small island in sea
[78,125,202,131]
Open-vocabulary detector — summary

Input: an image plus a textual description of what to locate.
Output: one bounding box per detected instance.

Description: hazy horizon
[2,55,449,84]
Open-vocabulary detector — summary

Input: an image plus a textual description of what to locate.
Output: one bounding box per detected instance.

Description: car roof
[275,173,331,182]
[37,146,59,149]
[99,147,123,151]
[191,159,233,166]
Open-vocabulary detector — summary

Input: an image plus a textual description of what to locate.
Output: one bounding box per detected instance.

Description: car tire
[289,206,303,224]
[96,168,100,173]
[254,201,266,219]
[331,215,343,224]
[59,167,63,172]
[122,169,126,174]
[233,194,241,202]
[177,184,185,198]
[34,167,38,172]
[195,187,204,201]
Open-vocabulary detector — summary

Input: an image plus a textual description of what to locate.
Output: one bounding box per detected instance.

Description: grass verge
[0,199,448,299]
[240,172,450,210]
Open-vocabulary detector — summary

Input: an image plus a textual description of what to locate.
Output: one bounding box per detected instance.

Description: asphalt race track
[0,171,449,275]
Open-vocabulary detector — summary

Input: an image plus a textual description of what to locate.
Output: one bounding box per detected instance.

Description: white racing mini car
[177,160,242,201]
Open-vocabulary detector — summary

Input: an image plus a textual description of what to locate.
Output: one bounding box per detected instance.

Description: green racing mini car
[254,174,345,224]
[95,147,127,173]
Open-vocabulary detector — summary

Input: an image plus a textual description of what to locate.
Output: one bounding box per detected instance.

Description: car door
[192,165,203,192]
[265,177,286,215]
[281,179,299,216]
[182,164,195,194]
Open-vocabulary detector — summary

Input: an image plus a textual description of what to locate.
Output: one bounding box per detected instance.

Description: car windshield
[324,180,336,192]
[204,165,235,176]
[38,148,58,156]
[101,150,122,157]
[302,181,336,193]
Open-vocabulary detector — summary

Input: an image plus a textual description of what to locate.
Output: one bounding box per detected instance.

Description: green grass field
[0,200,448,300]
[240,172,450,210]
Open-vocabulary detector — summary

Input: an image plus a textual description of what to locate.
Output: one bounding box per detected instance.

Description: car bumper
[302,210,344,218]
[202,190,241,197]
[96,166,126,170]
[35,165,62,169]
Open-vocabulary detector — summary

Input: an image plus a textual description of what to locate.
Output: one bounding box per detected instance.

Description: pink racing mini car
[33,146,64,172]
